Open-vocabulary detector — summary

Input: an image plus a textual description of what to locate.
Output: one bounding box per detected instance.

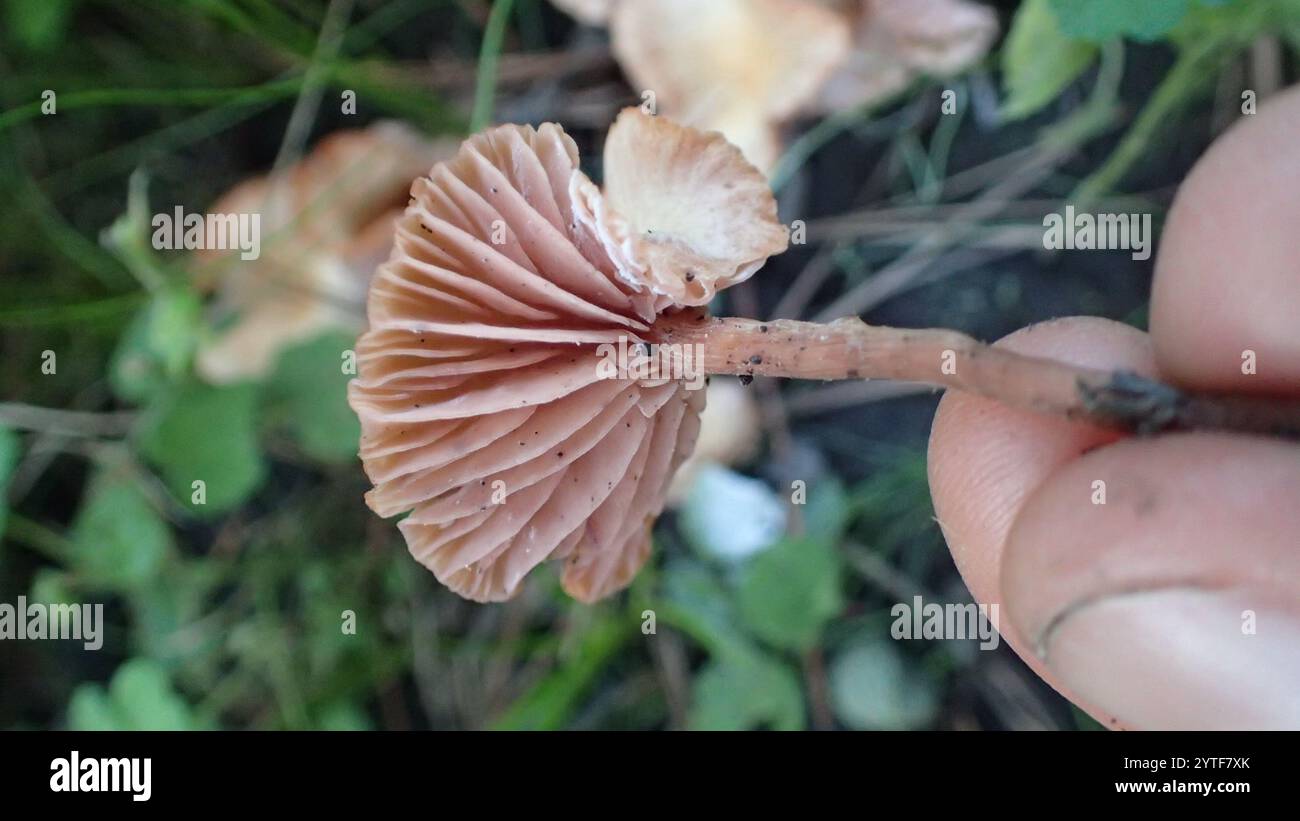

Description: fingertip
[1001,433,1300,729]
[1151,84,1300,394]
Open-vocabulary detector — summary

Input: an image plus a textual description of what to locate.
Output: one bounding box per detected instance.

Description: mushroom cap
[349,109,787,602]
[194,122,455,383]
[815,0,999,113]
[609,0,851,171]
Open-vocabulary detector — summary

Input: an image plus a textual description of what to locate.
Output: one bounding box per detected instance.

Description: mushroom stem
[649,312,1300,438]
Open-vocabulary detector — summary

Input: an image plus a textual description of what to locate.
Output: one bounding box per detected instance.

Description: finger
[1001,432,1300,729]
[1151,84,1300,394]
[927,317,1155,625]
[927,316,1155,723]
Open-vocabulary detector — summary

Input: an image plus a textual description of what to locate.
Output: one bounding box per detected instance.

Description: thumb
[1001,432,1300,730]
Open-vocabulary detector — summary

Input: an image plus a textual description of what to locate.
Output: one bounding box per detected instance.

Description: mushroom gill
[349,109,788,602]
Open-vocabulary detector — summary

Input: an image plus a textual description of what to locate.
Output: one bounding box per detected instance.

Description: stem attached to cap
[648,312,1300,438]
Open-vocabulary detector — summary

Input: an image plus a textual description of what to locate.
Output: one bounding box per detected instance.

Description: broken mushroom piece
[193,122,457,383]
[609,0,851,172]
[574,110,789,307]
[348,108,787,603]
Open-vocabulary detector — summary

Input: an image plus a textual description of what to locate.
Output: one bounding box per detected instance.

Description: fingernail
[1038,587,1300,730]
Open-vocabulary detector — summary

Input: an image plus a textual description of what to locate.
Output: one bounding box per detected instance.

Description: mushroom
[353,109,1300,604]
[813,0,1001,114]
[193,122,458,383]
[549,0,998,172]
[608,0,851,172]
[348,108,787,602]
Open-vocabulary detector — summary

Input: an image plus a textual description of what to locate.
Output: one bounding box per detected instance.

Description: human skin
[926,84,1300,730]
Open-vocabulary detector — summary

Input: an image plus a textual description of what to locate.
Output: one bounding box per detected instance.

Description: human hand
[926,85,1300,730]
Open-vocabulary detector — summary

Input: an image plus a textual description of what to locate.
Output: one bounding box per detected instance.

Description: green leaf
[67,659,196,730]
[4,0,73,51]
[1048,0,1210,42]
[736,537,843,652]
[829,639,940,730]
[129,560,220,664]
[111,659,195,729]
[0,425,18,541]
[660,559,748,655]
[263,331,361,463]
[661,562,810,730]
[29,568,76,606]
[109,307,165,403]
[149,287,202,377]
[804,477,851,546]
[316,701,372,731]
[70,468,172,591]
[109,287,202,403]
[689,648,805,730]
[1170,0,1262,46]
[66,687,119,731]
[1002,0,1099,120]
[139,380,265,515]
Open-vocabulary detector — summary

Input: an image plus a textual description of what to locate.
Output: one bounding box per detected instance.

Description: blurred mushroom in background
[609,0,850,173]
[549,0,614,26]
[193,122,458,384]
[549,0,998,172]
[813,0,1000,114]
